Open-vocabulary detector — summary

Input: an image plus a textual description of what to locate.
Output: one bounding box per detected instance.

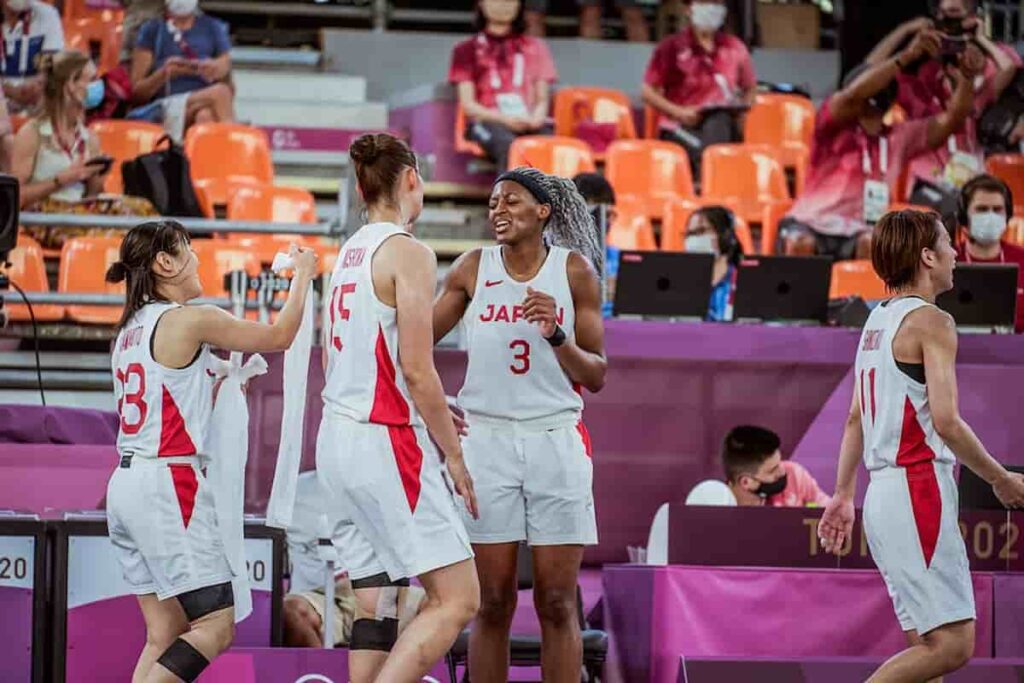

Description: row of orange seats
[4,234,338,326]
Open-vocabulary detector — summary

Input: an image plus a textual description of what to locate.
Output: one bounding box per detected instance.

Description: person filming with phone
[12,50,157,248]
[865,0,1021,200]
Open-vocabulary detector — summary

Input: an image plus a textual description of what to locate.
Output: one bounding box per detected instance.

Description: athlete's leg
[374,559,480,680]
[532,544,585,683]
[133,594,188,683]
[348,574,409,683]
[144,583,236,683]
[282,595,324,648]
[467,542,520,683]
[867,620,974,683]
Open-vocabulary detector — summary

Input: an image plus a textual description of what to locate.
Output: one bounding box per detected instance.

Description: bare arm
[432,249,480,344]
[84,136,105,197]
[12,123,99,207]
[129,48,170,104]
[529,79,551,128]
[925,47,983,148]
[457,80,509,127]
[641,83,699,128]
[865,17,931,66]
[199,52,231,83]
[833,387,864,501]
[975,32,1019,99]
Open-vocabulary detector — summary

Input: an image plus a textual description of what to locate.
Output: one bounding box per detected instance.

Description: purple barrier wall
[0,405,117,445]
[603,565,995,683]
[678,657,1024,683]
[0,445,116,515]
[994,574,1024,657]
[390,99,495,187]
[0,587,33,681]
[199,648,451,683]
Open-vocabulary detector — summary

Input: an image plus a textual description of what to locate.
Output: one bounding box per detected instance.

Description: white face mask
[969,212,1007,245]
[165,0,197,17]
[6,0,32,13]
[691,2,727,32]
[685,233,718,255]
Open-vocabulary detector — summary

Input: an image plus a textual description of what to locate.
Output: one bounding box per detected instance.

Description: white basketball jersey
[458,245,583,422]
[855,297,953,471]
[322,222,420,426]
[111,302,216,458]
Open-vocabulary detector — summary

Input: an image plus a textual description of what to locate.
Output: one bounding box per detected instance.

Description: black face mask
[752,473,788,499]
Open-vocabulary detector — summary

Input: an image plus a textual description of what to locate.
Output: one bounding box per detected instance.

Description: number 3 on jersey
[860,367,877,424]
[329,283,357,351]
[509,339,531,375]
[115,363,148,434]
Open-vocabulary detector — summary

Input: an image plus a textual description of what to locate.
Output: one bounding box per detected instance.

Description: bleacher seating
[61,0,123,23]
[553,86,637,159]
[743,94,815,195]
[191,239,261,299]
[57,237,124,325]
[987,154,1024,214]
[607,197,657,251]
[64,16,122,74]
[507,135,597,177]
[5,236,64,323]
[660,197,755,254]
[604,140,693,220]
[225,184,318,224]
[829,260,887,301]
[185,123,275,215]
[454,102,486,158]
[89,120,165,194]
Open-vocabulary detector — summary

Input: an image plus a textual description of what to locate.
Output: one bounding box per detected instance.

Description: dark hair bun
[105,261,128,284]
[349,134,381,166]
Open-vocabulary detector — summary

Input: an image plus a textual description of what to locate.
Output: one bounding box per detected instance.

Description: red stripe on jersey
[169,464,199,529]
[897,397,941,567]
[387,425,423,513]
[159,386,197,456]
[576,420,593,458]
[369,324,411,426]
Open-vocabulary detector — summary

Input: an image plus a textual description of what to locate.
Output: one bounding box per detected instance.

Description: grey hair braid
[507,166,604,274]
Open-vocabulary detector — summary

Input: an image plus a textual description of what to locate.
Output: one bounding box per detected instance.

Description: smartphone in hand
[85,155,115,175]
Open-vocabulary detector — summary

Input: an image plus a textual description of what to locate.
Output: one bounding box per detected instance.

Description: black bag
[121,135,204,217]
[979,67,1024,155]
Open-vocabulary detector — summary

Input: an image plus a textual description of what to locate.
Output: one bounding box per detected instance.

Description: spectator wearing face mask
[684,205,742,322]
[722,425,831,508]
[865,0,1021,198]
[779,32,982,260]
[955,174,1023,333]
[641,0,755,178]
[1,0,64,113]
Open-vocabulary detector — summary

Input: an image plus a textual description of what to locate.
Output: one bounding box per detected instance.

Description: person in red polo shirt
[449,0,557,171]
[641,0,755,177]
[865,0,1021,200]
[779,32,982,260]
[955,174,1024,333]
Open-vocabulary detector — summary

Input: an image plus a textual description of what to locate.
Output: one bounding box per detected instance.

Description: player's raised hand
[447,453,479,519]
[993,471,1024,509]
[819,495,855,556]
[523,287,558,338]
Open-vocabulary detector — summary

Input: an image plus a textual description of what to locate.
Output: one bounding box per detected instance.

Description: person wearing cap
[779,31,982,260]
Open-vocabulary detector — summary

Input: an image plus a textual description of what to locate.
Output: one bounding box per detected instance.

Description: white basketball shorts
[315,411,473,582]
[106,456,233,601]
[864,461,975,635]
[459,413,598,546]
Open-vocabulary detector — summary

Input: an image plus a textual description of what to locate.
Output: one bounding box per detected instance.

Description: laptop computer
[733,256,832,324]
[959,465,1024,510]
[612,251,715,320]
[936,264,1019,333]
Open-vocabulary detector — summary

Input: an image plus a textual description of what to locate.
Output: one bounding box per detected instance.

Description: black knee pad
[177,581,234,622]
[350,572,410,590]
[350,617,399,652]
[156,638,209,682]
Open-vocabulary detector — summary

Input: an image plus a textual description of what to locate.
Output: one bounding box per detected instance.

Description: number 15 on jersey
[328,283,357,352]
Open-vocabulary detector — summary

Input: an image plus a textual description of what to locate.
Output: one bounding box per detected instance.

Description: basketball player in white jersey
[433,166,607,682]
[316,133,480,682]
[104,219,318,683]
[819,209,1024,682]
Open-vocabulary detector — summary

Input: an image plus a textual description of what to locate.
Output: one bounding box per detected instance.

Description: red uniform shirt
[643,29,756,128]
[448,32,557,111]
[956,239,1024,334]
[787,97,931,237]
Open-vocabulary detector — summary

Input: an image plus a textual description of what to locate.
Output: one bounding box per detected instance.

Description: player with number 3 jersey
[105,220,317,683]
[820,210,1024,683]
[433,166,607,682]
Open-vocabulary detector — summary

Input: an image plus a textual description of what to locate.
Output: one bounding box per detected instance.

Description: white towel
[265,277,316,529]
[160,93,191,144]
[207,351,268,623]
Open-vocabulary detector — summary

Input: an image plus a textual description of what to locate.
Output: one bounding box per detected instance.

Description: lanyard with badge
[862,137,890,224]
[478,33,528,118]
[1,11,33,76]
[166,17,198,60]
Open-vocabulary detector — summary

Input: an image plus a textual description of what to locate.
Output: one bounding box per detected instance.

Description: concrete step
[232,69,366,104]
[236,101,387,129]
[230,47,323,70]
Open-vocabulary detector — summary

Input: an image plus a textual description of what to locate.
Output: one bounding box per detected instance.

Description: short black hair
[473,0,527,35]
[572,172,616,206]
[721,425,782,482]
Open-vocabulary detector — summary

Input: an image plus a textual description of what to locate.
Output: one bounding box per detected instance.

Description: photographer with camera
[866,0,1021,200]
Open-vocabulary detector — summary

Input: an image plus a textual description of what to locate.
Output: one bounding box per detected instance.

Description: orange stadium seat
[226,184,318,224]
[3,235,64,322]
[194,177,264,219]
[62,0,123,22]
[185,123,274,212]
[190,240,261,299]
[604,140,694,220]
[64,17,122,75]
[89,120,165,194]
[553,86,637,159]
[454,102,486,157]
[987,154,1024,207]
[606,197,657,251]
[643,105,658,139]
[830,260,888,301]
[660,197,755,254]
[507,136,596,177]
[743,94,815,195]
[57,236,124,325]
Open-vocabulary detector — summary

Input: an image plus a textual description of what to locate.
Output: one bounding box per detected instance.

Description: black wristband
[545,324,566,347]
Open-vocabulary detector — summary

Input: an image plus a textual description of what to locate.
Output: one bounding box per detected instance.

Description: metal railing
[18,212,338,236]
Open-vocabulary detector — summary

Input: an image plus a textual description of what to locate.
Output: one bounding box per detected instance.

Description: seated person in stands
[1,0,63,113]
[866,0,1021,199]
[685,205,741,322]
[955,174,1023,333]
[779,33,981,260]
[449,0,557,170]
[641,0,755,177]
[12,50,155,248]
[722,425,831,508]
[0,89,12,172]
[129,0,234,139]
[522,0,648,42]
